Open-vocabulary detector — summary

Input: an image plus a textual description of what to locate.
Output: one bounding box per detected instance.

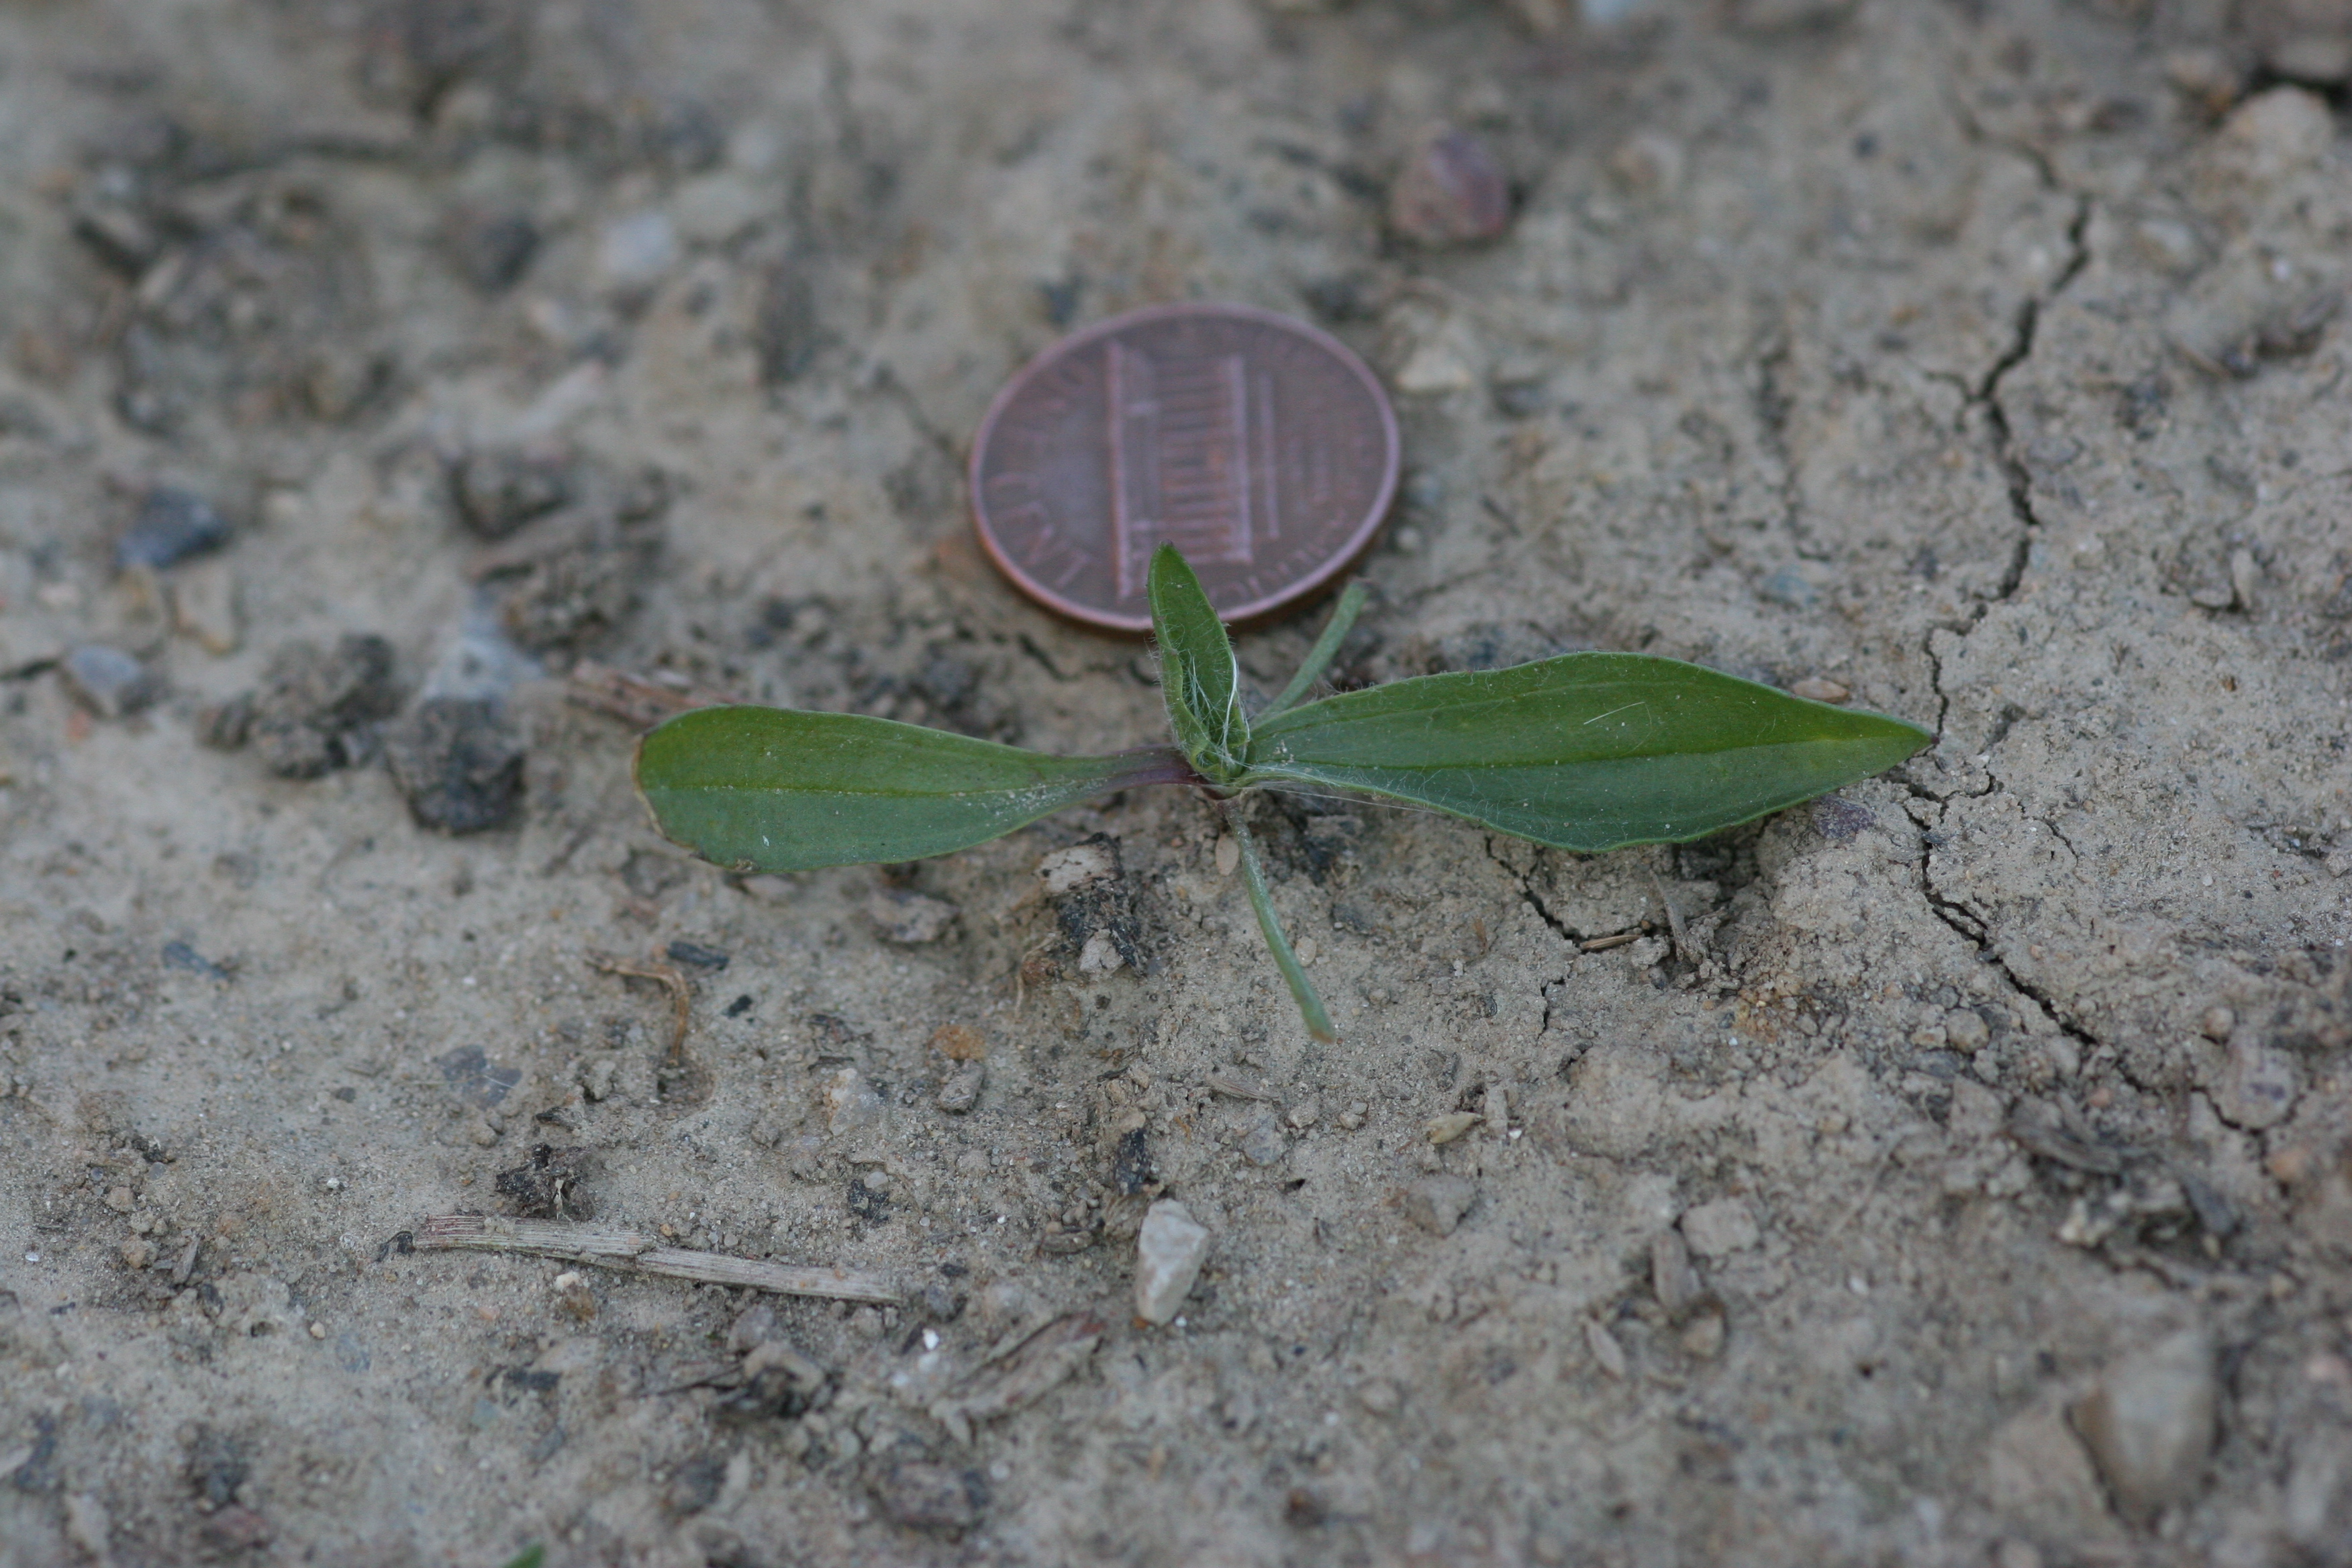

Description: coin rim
[968,301,1400,634]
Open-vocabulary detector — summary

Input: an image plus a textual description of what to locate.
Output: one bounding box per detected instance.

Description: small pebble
[444,207,539,294]
[1606,131,1685,195]
[383,697,525,833]
[826,1067,884,1132]
[1585,1318,1629,1379]
[452,446,573,540]
[1336,1101,1367,1131]
[162,941,229,981]
[1424,1111,1480,1145]
[1651,1228,1705,1319]
[60,644,161,718]
[1285,1101,1320,1131]
[103,1185,134,1214]
[248,634,403,778]
[1134,1199,1211,1324]
[665,940,729,971]
[1791,677,1850,704]
[119,1238,155,1271]
[307,1321,326,1340]
[1389,126,1511,246]
[1238,1114,1287,1167]
[1038,840,1118,893]
[1357,1378,1400,1416]
[1679,1197,1760,1259]
[1680,1307,1726,1359]
[1945,1010,1992,1053]
[935,1063,985,1115]
[2072,1329,2218,1524]
[2198,1006,2235,1042]
[869,1461,988,1536]
[115,487,230,572]
[1404,1175,1477,1237]
[1214,835,1240,877]
[2215,1029,2299,1130]
[1078,929,1124,974]
[170,559,240,654]
[597,209,679,290]
[868,889,957,944]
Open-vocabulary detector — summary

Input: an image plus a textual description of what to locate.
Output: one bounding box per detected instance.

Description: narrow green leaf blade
[1260,579,1366,720]
[1244,653,1930,852]
[1147,545,1246,777]
[635,706,1186,873]
[1230,814,1336,1042]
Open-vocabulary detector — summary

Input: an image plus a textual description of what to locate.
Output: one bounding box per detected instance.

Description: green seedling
[634,546,1930,1041]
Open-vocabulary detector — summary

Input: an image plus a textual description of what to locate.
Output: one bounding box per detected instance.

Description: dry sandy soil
[2,1,2350,1564]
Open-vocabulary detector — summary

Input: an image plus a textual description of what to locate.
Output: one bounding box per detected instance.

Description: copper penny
[969,302,1399,633]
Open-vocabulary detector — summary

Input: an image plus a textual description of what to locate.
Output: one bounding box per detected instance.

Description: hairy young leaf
[636,706,1189,873]
[1147,544,1246,782]
[1243,653,1929,852]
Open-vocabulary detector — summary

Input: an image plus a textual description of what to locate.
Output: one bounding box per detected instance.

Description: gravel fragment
[2071,1329,2218,1524]
[1651,1228,1706,1320]
[60,644,160,718]
[665,940,730,971]
[170,558,240,654]
[2214,1029,2299,1130]
[1389,126,1510,245]
[1134,1199,1210,1324]
[869,1461,988,1534]
[1680,1197,1761,1259]
[453,446,573,540]
[248,635,403,777]
[1424,1111,1480,1145]
[1404,1175,1477,1236]
[383,697,524,832]
[116,487,231,571]
[1238,1114,1287,1167]
[443,207,539,294]
[868,889,957,944]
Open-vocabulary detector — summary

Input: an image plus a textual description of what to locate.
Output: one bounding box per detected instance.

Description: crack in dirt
[1485,836,1585,948]
[1902,179,2102,1052]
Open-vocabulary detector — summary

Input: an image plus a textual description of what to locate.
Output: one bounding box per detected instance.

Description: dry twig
[403,1214,899,1304]
[588,951,691,1060]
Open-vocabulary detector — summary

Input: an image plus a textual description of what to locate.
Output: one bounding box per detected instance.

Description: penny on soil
[969,302,1399,633]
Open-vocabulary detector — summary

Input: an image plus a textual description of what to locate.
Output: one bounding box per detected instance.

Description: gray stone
[1680,1197,1761,1259]
[867,889,957,944]
[2214,1029,2299,1130]
[59,644,160,718]
[1404,1175,1477,1237]
[869,1461,987,1535]
[383,697,524,833]
[935,1061,984,1116]
[1134,1199,1210,1324]
[116,487,230,572]
[2071,1329,2218,1524]
[1237,1114,1287,1167]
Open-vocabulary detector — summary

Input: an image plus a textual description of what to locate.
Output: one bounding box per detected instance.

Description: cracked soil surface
[2,1,2351,1564]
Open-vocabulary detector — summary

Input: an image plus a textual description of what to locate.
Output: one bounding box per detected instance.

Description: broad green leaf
[1147,544,1246,782]
[1259,580,1366,721]
[1242,653,1930,852]
[1230,814,1336,1042]
[636,706,1189,873]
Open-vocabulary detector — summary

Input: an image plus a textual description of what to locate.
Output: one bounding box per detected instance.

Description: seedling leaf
[1147,544,1246,781]
[1244,653,1930,852]
[1228,812,1336,1042]
[635,706,1189,873]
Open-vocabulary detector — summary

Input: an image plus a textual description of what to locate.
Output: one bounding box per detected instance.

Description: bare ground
[1,1,2349,1564]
